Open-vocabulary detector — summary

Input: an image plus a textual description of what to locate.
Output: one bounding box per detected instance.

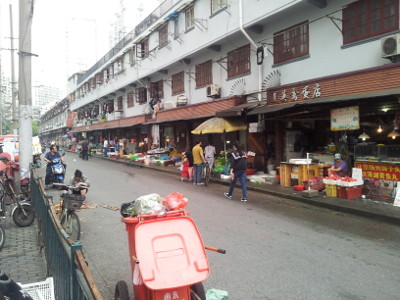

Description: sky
[0,0,161,96]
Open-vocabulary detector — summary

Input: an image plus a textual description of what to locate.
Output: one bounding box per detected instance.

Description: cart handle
[132,255,140,264]
[205,246,226,254]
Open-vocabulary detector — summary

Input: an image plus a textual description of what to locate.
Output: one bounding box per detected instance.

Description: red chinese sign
[355,162,400,181]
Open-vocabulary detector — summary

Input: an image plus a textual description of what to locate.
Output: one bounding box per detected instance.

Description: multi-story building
[34,84,62,107]
[52,0,400,180]
[0,73,13,134]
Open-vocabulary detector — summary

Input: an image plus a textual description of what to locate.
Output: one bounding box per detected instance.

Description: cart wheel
[115,280,130,300]
[190,282,206,300]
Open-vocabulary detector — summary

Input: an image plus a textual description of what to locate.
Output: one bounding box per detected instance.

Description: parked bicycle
[0,171,35,228]
[203,161,211,186]
[53,183,87,240]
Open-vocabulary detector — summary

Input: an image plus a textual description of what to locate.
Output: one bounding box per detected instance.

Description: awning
[191,117,247,134]
[70,115,146,133]
[249,88,400,116]
[215,101,261,117]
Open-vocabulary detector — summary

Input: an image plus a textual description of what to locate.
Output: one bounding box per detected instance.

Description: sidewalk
[91,152,400,225]
[0,215,47,284]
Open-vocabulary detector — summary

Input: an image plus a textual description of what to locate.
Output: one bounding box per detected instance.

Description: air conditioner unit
[206,84,220,97]
[381,34,400,58]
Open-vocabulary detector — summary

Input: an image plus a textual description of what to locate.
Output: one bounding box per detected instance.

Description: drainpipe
[239,0,263,104]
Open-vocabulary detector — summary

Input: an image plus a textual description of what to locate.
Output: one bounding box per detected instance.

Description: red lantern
[131,139,135,144]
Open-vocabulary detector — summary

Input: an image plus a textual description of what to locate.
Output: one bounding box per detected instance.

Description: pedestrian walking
[192,141,205,185]
[224,143,247,201]
[81,139,89,160]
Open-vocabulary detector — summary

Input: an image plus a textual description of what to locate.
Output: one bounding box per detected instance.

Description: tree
[32,120,39,136]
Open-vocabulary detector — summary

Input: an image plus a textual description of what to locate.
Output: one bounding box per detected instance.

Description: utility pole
[10,4,18,137]
[18,0,33,176]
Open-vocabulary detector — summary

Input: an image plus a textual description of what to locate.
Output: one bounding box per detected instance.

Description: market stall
[354,145,400,199]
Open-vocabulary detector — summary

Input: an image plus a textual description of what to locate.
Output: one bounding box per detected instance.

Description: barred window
[195,60,212,88]
[211,0,228,14]
[273,22,308,64]
[135,87,147,104]
[227,44,250,78]
[150,80,164,98]
[343,0,399,44]
[159,23,169,48]
[185,6,195,30]
[172,72,185,95]
[127,91,134,108]
[137,38,149,59]
[117,96,123,111]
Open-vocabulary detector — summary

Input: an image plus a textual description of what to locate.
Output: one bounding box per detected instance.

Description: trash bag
[163,192,188,211]
[206,288,229,300]
[134,193,165,215]
[120,201,136,217]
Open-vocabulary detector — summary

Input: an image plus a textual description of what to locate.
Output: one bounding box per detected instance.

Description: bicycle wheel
[61,211,81,240]
[13,205,35,227]
[0,226,5,250]
[205,165,210,186]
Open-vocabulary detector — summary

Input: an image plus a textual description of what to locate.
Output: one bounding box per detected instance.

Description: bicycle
[54,183,87,240]
[0,171,35,228]
[203,161,211,186]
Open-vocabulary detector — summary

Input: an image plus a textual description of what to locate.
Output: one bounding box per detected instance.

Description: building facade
[42,0,400,177]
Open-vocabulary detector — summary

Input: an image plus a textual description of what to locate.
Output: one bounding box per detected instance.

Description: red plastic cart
[115,210,225,300]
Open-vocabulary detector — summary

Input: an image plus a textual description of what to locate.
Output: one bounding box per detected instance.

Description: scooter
[48,154,66,188]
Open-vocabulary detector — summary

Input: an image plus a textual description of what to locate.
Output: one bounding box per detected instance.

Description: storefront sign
[355,162,400,199]
[271,83,321,104]
[330,106,359,131]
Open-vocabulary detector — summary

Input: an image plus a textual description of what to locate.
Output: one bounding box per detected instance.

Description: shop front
[249,63,400,200]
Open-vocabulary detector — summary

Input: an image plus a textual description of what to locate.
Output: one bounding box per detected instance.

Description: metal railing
[31,170,103,300]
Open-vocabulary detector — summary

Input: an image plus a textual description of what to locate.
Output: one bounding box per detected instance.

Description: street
[42,153,400,300]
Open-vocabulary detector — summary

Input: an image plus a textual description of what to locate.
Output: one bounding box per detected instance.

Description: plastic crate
[62,194,85,210]
[325,184,337,197]
[18,277,55,300]
[337,185,362,199]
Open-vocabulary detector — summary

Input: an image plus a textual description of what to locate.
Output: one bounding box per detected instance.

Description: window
[103,69,109,83]
[227,44,251,78]
[185,6,195,30]
[95,73,103,85]
[150,80,164,98]
[135,87,147,104]
[195,60,213,87]
[117,96,123,111]
[127,91,134,108]
[129,47,136,66]
[174,19,179,39]
[343,0,399,44]
[137,38,149,59]
[159,23,169,48]
[211,0,228,14]
[172,72,185,95]
[115,57,124,74]
[273,22,308,64]
[90,78,95,90]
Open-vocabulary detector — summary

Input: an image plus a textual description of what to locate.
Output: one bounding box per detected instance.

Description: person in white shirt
[204,142,216,169]
[103,139,108,157]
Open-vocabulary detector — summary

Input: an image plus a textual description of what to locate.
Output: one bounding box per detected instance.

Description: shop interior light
[387,130,400,139]
[382,108,389,112]
[377,125,383,133]
[358,129,370,141]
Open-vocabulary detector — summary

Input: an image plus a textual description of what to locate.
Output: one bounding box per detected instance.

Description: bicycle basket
[62,194,85,210]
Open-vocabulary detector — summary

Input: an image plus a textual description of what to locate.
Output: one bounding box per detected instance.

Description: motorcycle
[48,154,66,188]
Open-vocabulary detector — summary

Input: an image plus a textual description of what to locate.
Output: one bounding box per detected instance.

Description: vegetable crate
[325,184,337,197]
[337,185,363,199]
[18,277,55,300]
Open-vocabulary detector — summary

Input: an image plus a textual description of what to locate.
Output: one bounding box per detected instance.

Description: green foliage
[32,120,39,136]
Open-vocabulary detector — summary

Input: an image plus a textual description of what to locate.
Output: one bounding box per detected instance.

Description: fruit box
[337,185,362,199]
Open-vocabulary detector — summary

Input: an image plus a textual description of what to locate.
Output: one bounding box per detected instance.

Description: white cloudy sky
[0,0,160,95]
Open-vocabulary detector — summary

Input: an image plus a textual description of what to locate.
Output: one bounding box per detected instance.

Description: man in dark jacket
[224,143,247,201]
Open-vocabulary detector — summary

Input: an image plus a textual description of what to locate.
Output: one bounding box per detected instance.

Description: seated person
[70,169,90,196]
[329,153,349,177]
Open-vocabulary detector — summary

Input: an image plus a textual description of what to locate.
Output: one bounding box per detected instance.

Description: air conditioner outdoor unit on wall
[206,84,220,97]
[381,34,400,58]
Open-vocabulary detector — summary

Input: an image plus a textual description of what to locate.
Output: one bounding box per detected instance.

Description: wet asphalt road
[42,153,400,300]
